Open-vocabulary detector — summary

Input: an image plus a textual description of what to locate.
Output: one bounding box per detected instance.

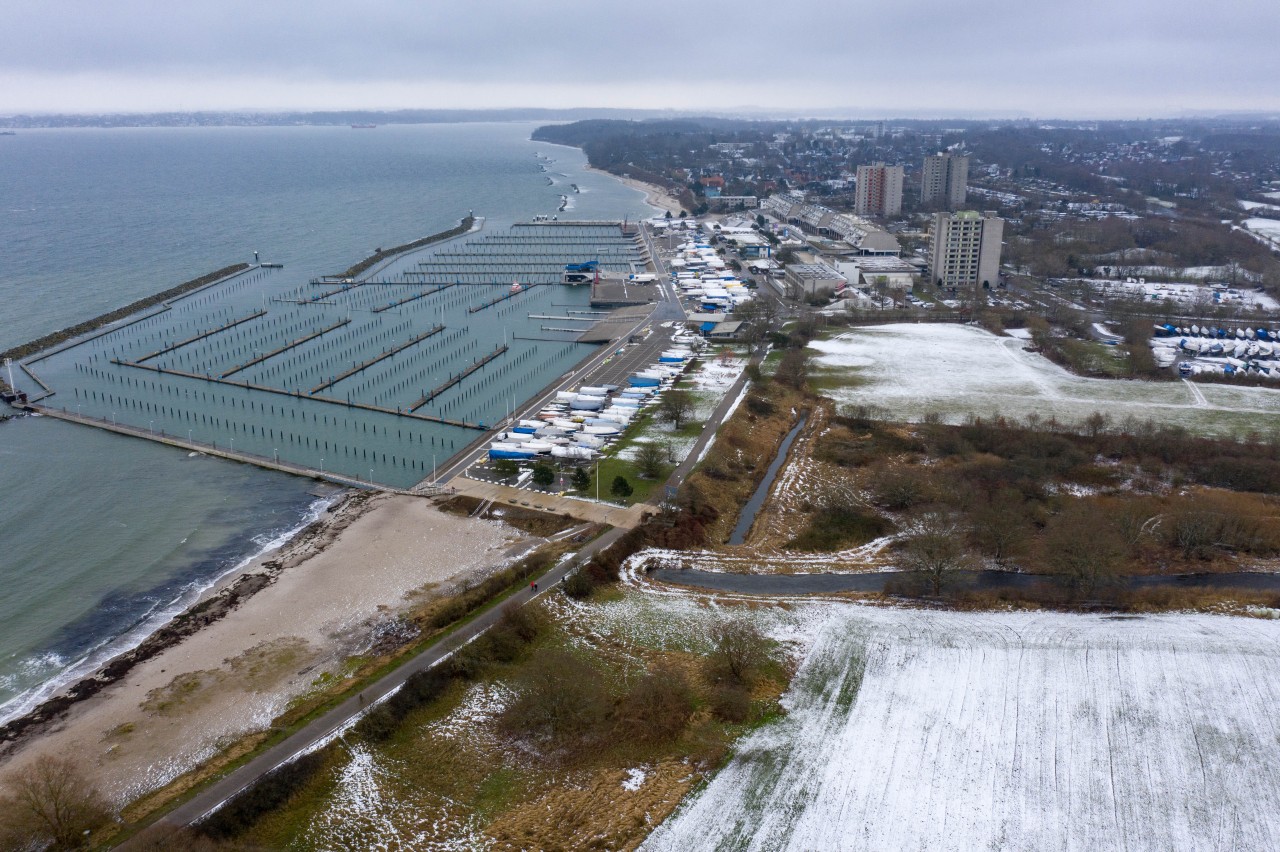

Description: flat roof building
[839,257,919,291]
[783,262,847,300]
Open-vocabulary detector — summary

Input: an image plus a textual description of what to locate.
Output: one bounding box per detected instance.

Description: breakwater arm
[0,263,249,394]
[332,215,475,280]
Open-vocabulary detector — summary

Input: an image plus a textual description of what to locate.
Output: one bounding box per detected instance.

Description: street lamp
[149,420,154,434]
[273,448,278,463]
[320,458,325,474]
[188,429,192,442]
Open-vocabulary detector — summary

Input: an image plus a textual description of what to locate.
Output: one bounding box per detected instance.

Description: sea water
[0,123,651,720]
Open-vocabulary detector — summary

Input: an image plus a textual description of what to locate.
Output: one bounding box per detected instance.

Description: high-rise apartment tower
[854,162,904,217]
[928,210,1003,289]
[921,152,969,209]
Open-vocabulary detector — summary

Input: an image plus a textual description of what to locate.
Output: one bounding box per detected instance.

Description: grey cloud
[1,0,1276,114]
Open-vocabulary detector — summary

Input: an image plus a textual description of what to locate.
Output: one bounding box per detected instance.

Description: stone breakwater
[332,215,475,280]
[0,263,250,395]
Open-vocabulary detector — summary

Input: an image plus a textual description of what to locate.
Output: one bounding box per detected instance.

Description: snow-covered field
[1242,217,1280,249]
[646,608,1280,852]
[810,324,1280,436]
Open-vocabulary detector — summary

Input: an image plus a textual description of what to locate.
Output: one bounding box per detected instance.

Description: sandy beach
[0,493,531,807]
[585,165,686,216]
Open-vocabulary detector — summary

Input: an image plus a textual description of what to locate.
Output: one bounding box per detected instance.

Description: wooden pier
[468,284,539,314]
[371,283,454,314]
[110,358,487,430]
[220,319,350,378]
[136,310,267,363]
[409,344,508,411]
[309,325,444,394]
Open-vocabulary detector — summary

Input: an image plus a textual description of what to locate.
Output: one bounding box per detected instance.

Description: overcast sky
[3,0,1276,118]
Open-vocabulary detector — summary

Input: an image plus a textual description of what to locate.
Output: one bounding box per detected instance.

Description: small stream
[727,413,808,545]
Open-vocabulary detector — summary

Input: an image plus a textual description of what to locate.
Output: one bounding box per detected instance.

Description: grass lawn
[577,455,669,504]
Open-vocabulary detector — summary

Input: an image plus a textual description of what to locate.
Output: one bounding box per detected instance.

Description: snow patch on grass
[623,767,648,791]
[303,745,491,851]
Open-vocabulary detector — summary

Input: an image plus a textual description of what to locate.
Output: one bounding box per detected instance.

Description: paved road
[450,477,646,528]
[649,567,1280,596]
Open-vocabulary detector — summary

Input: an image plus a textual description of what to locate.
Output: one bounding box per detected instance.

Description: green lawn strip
[582,456,667,504]
[1058,338,1129,377]
[807,362,868,393]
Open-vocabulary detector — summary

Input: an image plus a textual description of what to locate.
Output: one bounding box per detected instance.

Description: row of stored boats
[486,344,699,462]
[1153,323,1279,341]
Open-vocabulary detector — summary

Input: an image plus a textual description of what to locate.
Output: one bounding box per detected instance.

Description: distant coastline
[0,108,686,131]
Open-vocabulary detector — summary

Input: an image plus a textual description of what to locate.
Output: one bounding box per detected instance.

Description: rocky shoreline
[0,491,372,755]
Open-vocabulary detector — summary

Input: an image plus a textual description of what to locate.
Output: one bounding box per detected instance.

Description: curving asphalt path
[649,567,1280,595]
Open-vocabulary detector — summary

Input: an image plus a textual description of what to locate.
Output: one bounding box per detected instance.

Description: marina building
[854,163,904,218]
[921,153,969,209]
[927,210,1004,289]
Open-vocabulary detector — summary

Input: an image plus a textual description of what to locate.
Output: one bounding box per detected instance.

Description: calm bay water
[0,123,650,719]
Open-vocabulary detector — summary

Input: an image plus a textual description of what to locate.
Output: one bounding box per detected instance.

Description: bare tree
[0,755,113,851]
[615,664,696,742]
[901,512,970,596]
[659,390,696,430]
[500,650,611,743]
[969,488,1031,566]
[773,349,810,390]
[703,619,771,686]
[634,441,668,479]
[1044,502,1127,594]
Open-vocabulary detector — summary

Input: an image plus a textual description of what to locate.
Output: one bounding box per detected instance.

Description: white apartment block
[928,210,1003,288]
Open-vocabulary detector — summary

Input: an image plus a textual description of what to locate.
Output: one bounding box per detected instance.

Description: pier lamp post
[320,458,325,474]
[76,404,81,418]
[370,468,374,483]
[230,438,235,453]
[432,454,437,485]
[188,429,193,442]
[149,420,154,434]
[274,448,279,463]
[111,411,116,424]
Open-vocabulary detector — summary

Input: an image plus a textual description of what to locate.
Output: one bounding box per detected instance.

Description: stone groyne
[0,263,250,395]
[332,215,475,281]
